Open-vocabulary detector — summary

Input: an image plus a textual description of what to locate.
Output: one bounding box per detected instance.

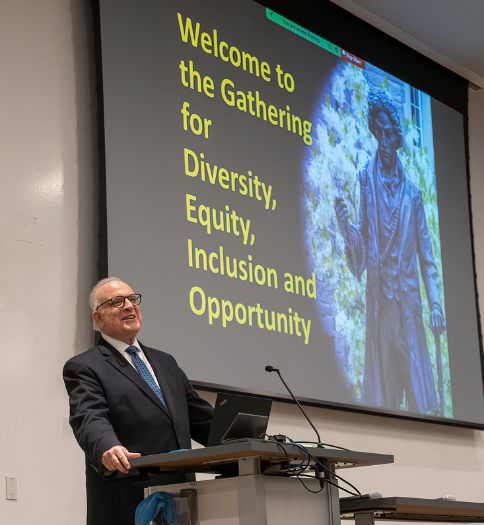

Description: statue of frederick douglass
[334,88,445,413]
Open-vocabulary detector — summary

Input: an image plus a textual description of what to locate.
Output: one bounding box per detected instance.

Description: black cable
[295,440,351,451]
[292,442,361,496]
[271,438,324,493]
[262,434,362,497]
[263,434,309,473]
[264,435,325,493]
[286,439,361,497]
[296,473,325,493]
[297,473,361,497]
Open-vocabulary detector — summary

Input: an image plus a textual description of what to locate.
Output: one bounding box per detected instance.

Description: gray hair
[89,276,125,330]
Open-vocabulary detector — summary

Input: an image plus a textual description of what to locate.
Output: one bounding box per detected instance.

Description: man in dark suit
[63,277,213,525]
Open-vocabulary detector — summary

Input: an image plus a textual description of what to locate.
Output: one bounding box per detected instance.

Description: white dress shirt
[101,333,160,388]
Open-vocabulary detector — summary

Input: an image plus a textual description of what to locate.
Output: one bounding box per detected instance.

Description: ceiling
[330,0,484,90]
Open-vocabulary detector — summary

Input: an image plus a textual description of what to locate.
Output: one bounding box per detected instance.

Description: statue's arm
[416,192,445,333]
[334,173,367,279]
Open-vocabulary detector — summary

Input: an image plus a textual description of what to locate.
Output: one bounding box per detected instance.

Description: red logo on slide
[341,49,365,69]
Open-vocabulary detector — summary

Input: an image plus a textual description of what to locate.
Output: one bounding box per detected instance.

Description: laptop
[207,392,272,446]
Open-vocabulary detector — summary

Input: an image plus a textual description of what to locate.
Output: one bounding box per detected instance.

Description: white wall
[0,1,95,523]
[0,2,482,524]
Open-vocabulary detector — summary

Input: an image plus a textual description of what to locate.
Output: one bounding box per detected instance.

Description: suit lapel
[142,344,177,428]
[97,339,173,421]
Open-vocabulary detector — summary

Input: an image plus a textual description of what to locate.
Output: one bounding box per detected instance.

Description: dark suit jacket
[63,337,213,525]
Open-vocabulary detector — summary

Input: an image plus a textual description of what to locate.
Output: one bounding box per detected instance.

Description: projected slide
[98,0,484,426]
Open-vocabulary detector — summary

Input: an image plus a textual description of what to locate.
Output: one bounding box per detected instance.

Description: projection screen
[95,0,484,428]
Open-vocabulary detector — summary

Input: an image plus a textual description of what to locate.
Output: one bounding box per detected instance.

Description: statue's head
[367,88,404,168]
[367,88,404,150]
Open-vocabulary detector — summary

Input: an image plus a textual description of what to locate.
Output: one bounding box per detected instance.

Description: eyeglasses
[96,293,142,310]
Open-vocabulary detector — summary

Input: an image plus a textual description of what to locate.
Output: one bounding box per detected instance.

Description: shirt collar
[101,332,141,354]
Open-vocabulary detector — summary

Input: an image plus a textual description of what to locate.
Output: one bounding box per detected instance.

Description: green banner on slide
[266,8,341,57]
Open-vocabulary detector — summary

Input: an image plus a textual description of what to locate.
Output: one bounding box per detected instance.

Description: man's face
[92,280,142,344]
[373,110,399,170]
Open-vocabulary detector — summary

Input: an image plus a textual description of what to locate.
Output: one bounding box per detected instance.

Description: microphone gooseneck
[265,365,322,445]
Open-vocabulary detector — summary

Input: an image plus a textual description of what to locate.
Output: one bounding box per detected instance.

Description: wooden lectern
[131,441,394,525]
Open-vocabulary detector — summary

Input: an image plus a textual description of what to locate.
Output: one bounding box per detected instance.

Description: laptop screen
[207,392,272,447]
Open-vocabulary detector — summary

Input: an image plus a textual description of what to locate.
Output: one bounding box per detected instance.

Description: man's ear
[93,311,102,330]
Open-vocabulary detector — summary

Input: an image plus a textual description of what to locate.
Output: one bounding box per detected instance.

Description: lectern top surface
[130,441,393,474]
[340,497,484,522]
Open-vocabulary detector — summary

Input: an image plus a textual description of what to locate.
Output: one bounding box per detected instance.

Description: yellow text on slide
[189,285,312,345]
[184,147,276,211]
[177,13,272,82]
[186,194,255,246]
[187,239,278,289]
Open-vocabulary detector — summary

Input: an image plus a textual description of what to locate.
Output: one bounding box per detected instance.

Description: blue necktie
[126,346,166,405]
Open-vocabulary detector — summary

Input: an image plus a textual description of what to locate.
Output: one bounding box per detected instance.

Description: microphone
[265,365,322,445]
[264,365,279,373]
